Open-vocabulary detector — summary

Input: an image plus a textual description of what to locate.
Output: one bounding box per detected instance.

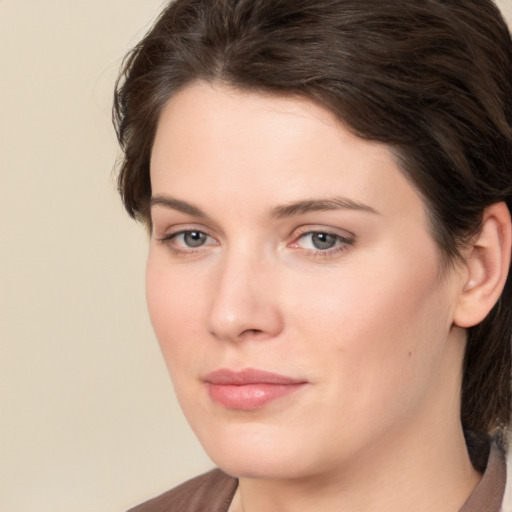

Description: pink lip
[203,368,307,410]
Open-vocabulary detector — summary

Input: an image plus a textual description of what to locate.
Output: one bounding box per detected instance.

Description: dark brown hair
[113,0,512,445]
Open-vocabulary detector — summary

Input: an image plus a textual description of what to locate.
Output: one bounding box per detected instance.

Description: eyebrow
[150,195,207,218]
[269,197,379,218]
[150,194,379,219]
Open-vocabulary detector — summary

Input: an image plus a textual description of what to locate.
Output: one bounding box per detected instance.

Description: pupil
[184,231,206,247]
[312,233,336,250]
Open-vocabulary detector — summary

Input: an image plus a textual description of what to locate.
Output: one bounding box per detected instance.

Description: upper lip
[203,368,307,385]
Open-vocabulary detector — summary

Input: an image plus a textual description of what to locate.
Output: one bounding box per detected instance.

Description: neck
[233,420,480,512]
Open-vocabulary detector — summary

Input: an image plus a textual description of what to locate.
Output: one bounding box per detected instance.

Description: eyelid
[153,223,355,258]
[154,225,219,254]
[290,224,355,242]
[288,226,355,256]
[153,221,215,239]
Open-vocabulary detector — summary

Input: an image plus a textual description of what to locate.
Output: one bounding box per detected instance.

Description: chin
[193,422,327,480]
[211,451,307,480]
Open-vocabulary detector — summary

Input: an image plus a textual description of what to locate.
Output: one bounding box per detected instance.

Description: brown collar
[459,441,507,512]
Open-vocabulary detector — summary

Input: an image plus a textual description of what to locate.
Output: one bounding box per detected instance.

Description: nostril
[240,328,264,337]
[208,327,264,341]
[206,280,284,342]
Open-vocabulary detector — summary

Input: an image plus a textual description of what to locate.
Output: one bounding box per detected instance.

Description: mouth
[203,368,308,410]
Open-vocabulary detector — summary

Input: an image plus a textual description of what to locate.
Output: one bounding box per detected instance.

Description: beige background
[1,1,512,511]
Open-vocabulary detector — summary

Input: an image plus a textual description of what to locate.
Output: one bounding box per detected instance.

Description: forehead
[150,82,427,223]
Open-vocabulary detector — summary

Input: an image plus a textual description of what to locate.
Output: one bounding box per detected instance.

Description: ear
[453,202,512,328]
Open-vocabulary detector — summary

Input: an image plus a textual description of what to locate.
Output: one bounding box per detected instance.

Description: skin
[147,82,481,512]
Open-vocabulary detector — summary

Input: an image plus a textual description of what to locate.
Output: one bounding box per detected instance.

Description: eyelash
[288,229,354,258]
[156,228,355,258]
[157,230,218,256]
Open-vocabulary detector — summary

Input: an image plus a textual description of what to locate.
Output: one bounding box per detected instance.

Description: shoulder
[127,469,238,512]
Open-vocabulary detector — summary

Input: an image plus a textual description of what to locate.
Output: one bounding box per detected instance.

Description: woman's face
[147,83,467,479]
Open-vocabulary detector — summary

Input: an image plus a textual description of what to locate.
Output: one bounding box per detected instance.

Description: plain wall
[1,1,512,511]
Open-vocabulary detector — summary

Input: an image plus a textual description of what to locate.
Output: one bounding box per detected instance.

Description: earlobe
[454,202,512,328]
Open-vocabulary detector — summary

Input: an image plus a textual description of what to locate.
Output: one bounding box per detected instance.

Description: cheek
[288,244,453,399]
[145,253,205,361]
[145,256,213,421]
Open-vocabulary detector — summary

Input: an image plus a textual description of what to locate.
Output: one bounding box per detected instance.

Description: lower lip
[207,383,305,410]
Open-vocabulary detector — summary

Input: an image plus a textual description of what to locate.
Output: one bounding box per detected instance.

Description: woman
[114,1,512,510]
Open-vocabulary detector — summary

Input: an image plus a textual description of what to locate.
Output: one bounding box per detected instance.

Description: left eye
[295,232,346,250]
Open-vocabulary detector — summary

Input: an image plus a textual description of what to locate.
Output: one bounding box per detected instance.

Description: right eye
[173,230,209,248]
[157,229,218,254]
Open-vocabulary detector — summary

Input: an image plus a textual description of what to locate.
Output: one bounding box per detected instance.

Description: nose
[206,252,284,342]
